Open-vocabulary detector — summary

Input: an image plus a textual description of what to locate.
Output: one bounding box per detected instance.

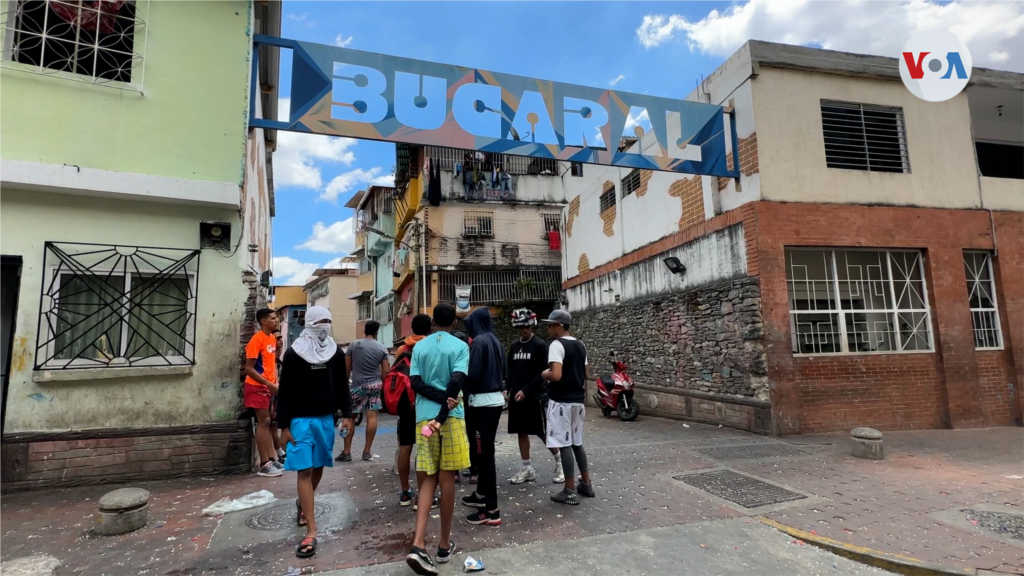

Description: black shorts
[507,396,546,437]
[397,403,416,447]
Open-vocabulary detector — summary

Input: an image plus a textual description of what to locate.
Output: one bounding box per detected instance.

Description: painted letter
[941,52,968,79]
[331,62,388,123]
[563,97,608,148]
[394,71,447,130]
[453,83,501,138]
[509,91,557,145]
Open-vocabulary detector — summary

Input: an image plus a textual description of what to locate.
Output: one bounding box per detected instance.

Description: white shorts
[546,401,585,449]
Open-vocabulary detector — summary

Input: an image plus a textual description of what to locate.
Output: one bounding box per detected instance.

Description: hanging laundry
[548,231,561,251]
[428,160,442,206]
[455,163,461,177]
[52,0,124,34]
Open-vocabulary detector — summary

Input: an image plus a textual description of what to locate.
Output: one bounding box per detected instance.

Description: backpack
[382,351,415,416]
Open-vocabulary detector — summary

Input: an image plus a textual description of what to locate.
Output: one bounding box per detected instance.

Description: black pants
[467,405,503,510]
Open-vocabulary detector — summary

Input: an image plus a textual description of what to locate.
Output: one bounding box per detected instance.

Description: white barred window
[964,251,1002,349]
[2,0,146,89]
[463,211,494,238]
[786,248,933,355]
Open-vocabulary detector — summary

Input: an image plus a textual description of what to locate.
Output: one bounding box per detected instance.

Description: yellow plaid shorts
[415,418,470,475]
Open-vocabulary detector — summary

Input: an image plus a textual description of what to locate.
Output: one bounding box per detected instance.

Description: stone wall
[572,276,771,432]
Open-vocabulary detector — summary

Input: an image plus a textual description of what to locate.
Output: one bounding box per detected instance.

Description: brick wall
[754,202,1022,434]
[2,423,252,491]
[977,351,1018,425]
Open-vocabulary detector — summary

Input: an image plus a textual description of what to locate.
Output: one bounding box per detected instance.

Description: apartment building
[350,186,399,345]
[561,41,1023,435]
[0,1,281,487]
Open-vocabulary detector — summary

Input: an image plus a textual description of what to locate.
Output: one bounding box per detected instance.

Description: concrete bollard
[850,427,884,460]
[95,487,150,536]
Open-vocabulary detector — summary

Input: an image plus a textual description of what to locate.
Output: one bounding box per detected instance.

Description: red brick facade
[753,202,1023,434]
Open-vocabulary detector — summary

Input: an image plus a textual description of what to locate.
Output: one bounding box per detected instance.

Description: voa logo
[899,29,972,102]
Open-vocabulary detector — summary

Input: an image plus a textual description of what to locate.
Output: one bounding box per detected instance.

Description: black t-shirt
[547,337,588,404]
[506,335,549,398]
[276,348,352,429]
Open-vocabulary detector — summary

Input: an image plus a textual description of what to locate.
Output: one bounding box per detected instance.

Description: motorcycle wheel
[618,396,639,421]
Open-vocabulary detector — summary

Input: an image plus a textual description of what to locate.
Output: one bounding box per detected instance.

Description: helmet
[510,308,537,328]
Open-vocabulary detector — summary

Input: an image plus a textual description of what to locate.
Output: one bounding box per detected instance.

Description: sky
[270,0,1024,285]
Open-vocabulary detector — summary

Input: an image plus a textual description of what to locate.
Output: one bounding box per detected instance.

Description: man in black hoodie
[459,307,505,526]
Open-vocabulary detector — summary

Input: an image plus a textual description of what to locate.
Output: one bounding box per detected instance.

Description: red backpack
[382,351,415,416]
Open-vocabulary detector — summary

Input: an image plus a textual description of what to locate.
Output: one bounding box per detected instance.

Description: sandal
[296,536,317,558]
[295,499,307,527]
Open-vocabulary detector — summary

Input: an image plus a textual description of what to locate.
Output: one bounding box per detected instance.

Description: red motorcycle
[594,353,639,421]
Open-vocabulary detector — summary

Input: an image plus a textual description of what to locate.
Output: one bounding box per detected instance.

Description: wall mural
[252,36,739,177]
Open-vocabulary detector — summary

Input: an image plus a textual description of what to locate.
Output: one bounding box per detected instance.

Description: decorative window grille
[621,169,641,197]
[35,242,199,370]
[542,213,561,234]
[599,183,616,212]
[436,269,562,306]
[357,298,372,321]
[423,146,558,175]
[964,251,1002,349]
[786,248,932,354]
[374,293,395,324]
[2,0,147,89]
[821,101,909,173]
[463,211,494,238]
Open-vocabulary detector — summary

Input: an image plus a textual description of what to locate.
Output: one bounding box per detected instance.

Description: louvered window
[821,101,909,173]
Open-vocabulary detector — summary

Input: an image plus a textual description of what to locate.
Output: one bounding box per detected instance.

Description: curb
[758,517,977,576]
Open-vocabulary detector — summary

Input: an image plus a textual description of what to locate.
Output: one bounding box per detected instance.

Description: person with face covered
[277,306,352,559]
[459,307,505,526]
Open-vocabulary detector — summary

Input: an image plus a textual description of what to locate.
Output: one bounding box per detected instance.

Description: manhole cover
[964,509,1024,541]
[695,444,808,461]
[245,502,333,531]
[674,470,806,508]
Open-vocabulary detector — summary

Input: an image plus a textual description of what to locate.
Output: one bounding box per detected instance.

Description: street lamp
[664,256,686,275]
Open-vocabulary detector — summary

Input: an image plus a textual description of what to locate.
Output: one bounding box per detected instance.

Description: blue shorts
[284,415,335,471]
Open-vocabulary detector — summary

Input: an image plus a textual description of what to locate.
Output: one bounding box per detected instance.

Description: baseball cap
[541,309,572,326]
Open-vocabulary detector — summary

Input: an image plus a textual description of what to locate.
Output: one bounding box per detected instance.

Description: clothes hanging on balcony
[428,160,442,206]
[548,231,561,250]
[52,0,125,34]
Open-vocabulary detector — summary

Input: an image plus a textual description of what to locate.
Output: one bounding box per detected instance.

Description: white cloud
[324,257,358,270]
[296,219,356,253]
[287,13,308,21]
[609,74,626,86]
[273,256,319,286]
[636,1,1024,72]
[321,167,389,202]
[624,108,651,136]
[334,34,354,48]
[274,98,358,190]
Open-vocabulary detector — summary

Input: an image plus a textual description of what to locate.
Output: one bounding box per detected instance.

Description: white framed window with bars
[786,248,933,355]
[542,213,561,235]
[821,101,909,174]
[2,0,147,90]
[357,298,372,321]
[463,210,494,238]
[599,184,616,212]
[964,251,1002,350]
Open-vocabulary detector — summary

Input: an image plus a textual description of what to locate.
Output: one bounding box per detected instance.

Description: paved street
[2,413,1022,575]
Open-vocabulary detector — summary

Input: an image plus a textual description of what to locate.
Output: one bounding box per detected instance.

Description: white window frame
[820,100,910,174]
[463,210,494,238]
[1,0,149,92]
[787,248,934,356]
[43,266,195,369]
[964,251,1003,350]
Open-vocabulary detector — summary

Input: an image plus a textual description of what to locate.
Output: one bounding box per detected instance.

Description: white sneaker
[257,462,283,477]
[552,460,565,484]
[510,466,537,485]
[271,460,285,471]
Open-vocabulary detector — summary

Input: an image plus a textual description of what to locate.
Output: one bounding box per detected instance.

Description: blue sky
[270,0,1023,285]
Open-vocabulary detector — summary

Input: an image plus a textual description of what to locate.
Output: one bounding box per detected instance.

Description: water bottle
[339,422,349,438]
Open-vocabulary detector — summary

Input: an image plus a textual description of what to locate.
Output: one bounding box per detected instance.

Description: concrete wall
[981,177,1024,212]
[241,95,272,276]
[0,190,247,433]
[752,68,983,209]
[566,225,748,312]
[328,275,358,345]
[0,1,253,186]
[436,170,567,204]
[426,204,562,268]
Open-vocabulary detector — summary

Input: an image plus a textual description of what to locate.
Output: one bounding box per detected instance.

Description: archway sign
[251,35,740,177]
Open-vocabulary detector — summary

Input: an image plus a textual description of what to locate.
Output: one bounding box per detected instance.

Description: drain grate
[674,469,806,508]
[246,502,333,531]
[964,509,1024,541]
[695,444,808,461]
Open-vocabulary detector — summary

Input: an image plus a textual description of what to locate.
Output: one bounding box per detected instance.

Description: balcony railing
[424,146,558,176]
[435,269,562,306]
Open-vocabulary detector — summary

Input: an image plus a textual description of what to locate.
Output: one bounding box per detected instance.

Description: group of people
[241,302,593,574]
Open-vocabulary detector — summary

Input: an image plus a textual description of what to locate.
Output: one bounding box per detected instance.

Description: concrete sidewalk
[1,413,1021,575]
[322,517,892,576]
